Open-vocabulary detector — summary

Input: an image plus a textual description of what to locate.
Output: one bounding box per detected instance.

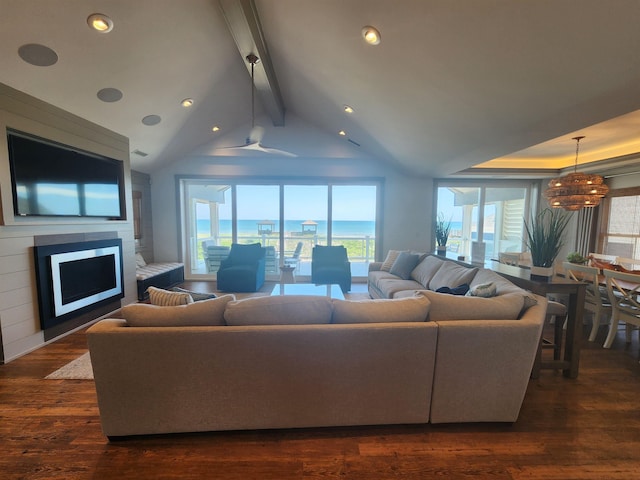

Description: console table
[488,261,587,378]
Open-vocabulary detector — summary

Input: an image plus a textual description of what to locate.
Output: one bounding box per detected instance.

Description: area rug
[45,352,94,380]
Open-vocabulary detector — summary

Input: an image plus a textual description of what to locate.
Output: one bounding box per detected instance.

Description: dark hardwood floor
[2,288,640,479]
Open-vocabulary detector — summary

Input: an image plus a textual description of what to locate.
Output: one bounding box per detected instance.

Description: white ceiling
[1,0,640,178]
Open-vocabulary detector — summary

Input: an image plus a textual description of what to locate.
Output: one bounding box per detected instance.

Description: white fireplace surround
[51,245,122,317]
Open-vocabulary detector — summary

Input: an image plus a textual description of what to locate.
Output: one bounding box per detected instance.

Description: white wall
[149,153,434,265]
[0,84,136,362]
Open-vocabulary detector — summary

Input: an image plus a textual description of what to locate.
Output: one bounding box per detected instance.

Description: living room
[1,1,640,478]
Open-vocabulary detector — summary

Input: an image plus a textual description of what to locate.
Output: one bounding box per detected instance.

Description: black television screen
[7,130,125,218]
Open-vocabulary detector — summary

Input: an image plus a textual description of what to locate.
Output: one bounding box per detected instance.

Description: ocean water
[198,219,375,237]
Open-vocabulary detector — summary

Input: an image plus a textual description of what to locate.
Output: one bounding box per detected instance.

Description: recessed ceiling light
[343,105,354,114]
[338,130,347,136]
[181,98,194,107]
[87,13,114,33]
[212,126,220,132]
[362,26,381,45]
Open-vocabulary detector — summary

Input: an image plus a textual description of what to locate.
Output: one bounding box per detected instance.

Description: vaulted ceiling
[2,0,640,178]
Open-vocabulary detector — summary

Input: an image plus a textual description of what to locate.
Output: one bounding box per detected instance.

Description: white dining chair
[603,269,640,348]
[563,262,612,342]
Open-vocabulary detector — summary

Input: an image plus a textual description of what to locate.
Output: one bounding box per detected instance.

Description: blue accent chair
[311,245,351,293]
[217,243,266,292]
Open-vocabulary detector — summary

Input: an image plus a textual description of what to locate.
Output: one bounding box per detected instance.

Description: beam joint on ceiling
[218,0,285,126]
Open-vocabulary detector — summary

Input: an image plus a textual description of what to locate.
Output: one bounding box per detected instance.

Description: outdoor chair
[284,241,303,271]
[217,242,266,292]
[311,245,351,293]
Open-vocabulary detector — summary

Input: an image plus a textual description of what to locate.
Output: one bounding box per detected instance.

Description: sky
[208,185,377,221]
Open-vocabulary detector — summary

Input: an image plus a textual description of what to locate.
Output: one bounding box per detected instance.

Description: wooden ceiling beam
[218,0,285,126]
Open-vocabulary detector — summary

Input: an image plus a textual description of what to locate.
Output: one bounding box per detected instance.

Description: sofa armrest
[369,262,383,272]
[429,295,547,423]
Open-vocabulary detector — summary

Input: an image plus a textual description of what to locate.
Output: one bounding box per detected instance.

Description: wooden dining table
[487,261,587,378]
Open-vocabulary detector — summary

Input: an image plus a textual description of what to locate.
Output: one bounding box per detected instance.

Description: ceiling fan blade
[259,145,298,157]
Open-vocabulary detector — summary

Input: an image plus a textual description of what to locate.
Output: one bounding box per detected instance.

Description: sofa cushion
[410,255,445,288]
[376,278,425,298]
[122,294,235,326]
[147,286,194,306]
[428,262,478,291]
[420,290,525,321]
[332,292,431,324]
[380,249,405,271]
[224,295,333,326]
[389,252,421,279]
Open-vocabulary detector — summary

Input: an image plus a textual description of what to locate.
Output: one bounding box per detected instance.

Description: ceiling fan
[219,54,297,157]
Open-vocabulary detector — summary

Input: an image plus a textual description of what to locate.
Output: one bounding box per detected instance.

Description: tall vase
[436,246,447,256]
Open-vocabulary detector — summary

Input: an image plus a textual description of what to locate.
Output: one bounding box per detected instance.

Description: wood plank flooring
[2,286,640,479]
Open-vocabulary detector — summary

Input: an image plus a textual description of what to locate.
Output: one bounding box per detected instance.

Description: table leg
[563,287,586,378]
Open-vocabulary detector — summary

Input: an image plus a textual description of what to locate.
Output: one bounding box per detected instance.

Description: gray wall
[0,84,136,362]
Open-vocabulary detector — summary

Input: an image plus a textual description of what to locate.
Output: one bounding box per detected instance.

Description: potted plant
[435,212,452,256]
[523,208,571,279]
[566,251,587,265]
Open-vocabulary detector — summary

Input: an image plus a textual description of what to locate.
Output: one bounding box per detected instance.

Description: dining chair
[563,262,612,342]
[602,269,640,348]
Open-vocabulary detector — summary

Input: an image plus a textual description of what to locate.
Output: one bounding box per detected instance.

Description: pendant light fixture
[544,136,609,211]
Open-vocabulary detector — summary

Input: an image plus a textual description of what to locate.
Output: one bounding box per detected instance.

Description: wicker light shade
[544,136,608,211]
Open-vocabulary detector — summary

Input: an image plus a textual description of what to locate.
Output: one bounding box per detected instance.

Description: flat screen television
[7,129,125,218]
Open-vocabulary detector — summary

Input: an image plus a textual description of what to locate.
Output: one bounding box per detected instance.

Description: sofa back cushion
[332,293,431,324]
[410,255,445,288]
[122,294,235,327]
[428,262,478,291]
[227,242,264,265]
[224,295,333,326]
[420,290,525,321]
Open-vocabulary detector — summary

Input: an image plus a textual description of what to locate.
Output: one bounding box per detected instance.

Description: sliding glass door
[181,178,381,280]
[436,181,533,263]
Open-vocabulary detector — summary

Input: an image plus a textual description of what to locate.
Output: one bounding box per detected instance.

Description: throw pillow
[123,294,236,327]
[171,286,217,302]
[135,252,147,268]
[389,252,420,280]
[332,292,431,323]
[147,286,194,306]
[465,282,497,298]
[381,250,405,272]
[224,295,333,326]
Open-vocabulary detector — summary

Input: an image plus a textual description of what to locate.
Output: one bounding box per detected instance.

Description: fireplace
[34,238,124,332]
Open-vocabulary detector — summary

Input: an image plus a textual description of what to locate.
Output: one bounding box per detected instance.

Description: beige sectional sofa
[87,258,547,439]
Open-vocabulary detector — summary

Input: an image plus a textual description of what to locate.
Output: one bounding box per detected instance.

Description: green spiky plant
[524,208,571,268]
[435,212,452,247]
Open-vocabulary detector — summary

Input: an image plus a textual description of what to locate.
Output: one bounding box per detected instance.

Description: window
[598,187,640,258]
[180,178,381,279]
[435,181,534,262]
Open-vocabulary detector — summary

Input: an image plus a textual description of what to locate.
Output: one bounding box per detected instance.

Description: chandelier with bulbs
[544,136,609,211]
